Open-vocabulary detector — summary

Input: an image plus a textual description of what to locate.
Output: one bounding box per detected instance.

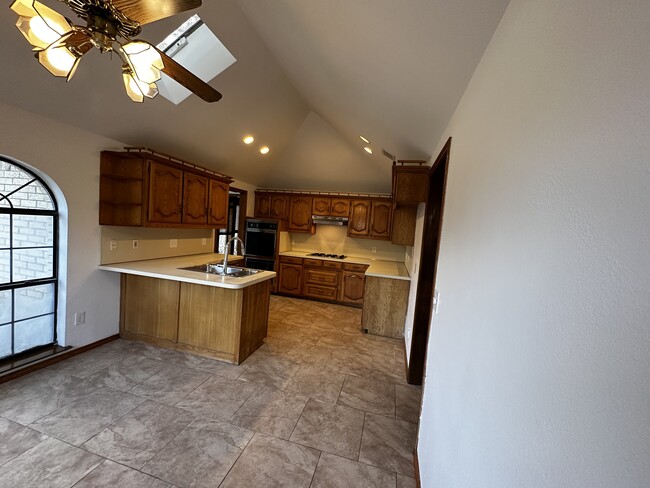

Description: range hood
[311,215,349,226]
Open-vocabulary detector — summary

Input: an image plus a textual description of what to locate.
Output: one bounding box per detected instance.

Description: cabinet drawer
[280,256,303,265]
[343,262,369,273]
[304,268,339,286]
[303,258,323,267]
[322,261,342,270]
[303,283,338,301]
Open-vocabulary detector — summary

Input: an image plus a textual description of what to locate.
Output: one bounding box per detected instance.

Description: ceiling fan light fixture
[122,66,158,102]
[37,43,79,79]
[11,0,71,50]
[122,41,164,84]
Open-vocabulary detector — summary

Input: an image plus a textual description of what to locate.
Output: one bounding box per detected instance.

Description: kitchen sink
[178,263,261,278]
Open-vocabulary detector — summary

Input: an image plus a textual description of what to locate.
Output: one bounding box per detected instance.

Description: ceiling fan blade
[156,47,222,102]
[109,0,202,26]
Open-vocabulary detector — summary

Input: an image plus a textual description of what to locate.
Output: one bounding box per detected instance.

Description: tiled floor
[0,295,422,487]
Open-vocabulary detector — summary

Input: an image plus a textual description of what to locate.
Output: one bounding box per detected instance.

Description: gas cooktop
[308,253,347,260]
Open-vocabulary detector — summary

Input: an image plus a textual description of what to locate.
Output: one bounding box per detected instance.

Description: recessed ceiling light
[360,135,370,144]
[260,146,270,155]
[243,135,254,144]
[364,147,373,154]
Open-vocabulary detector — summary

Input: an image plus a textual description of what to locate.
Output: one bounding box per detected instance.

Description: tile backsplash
[288,226,407,262]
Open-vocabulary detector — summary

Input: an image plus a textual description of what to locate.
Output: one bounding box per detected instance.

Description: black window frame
[0,158,59,361]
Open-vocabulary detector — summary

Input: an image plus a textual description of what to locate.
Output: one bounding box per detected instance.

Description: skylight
[156,15,236,105]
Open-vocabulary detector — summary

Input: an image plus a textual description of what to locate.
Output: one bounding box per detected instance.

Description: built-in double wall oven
[244,218,278,271]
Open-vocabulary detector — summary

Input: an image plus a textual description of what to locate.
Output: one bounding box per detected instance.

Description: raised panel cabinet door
[182,172,209,224]
[148,162,183,224]
[279,263,303,295]
[208,179,229,227]
[342,271,366,305]
[270,195,289,220]
[330,198,350,217]
[347,200,371,237]
[369,200,392,239]
[312,197,331,216]
[255,193,271,218]
[288,196,313,232]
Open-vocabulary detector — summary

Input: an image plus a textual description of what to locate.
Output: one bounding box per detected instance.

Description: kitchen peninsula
[100,253,275,365]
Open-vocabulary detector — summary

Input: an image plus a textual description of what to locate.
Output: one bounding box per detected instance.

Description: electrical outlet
[74,311,86,326]
[372,247,377,254]
[169,239,178,248]
[132,239,139,249]
[202,238,207,245]
[109,240,118,251]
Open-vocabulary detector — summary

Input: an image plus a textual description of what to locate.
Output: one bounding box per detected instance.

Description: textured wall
[417,1,650,486]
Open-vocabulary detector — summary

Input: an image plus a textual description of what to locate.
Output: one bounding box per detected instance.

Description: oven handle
[246,228,277,234]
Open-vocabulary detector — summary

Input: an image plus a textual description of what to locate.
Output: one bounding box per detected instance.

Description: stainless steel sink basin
[178,263,261,278]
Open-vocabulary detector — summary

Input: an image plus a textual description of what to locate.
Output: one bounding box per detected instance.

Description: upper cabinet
[148,162,183,224]
[288,196,314,233]
[100,149,232,229]
[348,200,372,237]
[270,195,289,220]
[312,197,331,216]
[391,162,429,245]
[369,200,392,239]
[182,172,209,225]
[331,198,350,217]
[254,193,271,218]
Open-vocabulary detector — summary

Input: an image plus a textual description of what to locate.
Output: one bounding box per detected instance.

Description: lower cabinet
[120,274,270,364]
[278,259,303,296]
[277,256,369,307]
[361,276,410,339]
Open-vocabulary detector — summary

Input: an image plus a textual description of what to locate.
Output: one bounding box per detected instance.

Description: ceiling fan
[9,0,222,103]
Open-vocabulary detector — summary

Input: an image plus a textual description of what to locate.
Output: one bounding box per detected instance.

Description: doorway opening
[215,187,247,255]
[408,137,451,385]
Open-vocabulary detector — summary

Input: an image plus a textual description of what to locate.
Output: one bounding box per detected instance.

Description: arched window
[0,159,58,360]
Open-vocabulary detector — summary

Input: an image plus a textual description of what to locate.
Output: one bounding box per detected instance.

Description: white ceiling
[0,0,510,192]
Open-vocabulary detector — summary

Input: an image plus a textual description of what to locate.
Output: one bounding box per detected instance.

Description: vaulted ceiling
[0,0,510,192]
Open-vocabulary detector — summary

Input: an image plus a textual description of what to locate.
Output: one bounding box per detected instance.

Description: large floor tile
[397,474,417,488]
[338,375,395,416]
[0,373,100,425]
[128,342,206,368]
[326,348,373,377]
[238,354,301,390]
[359,413,418,476]
[0,417,48,467]
[75,460,172,487]
[176,376,258,421]
[30,389,145,445]
[311,452,396,488]
[220,432,320,488]
[142,417,254,488]
[194,357,251,379]
[85,354,167,392]
[395,384,422,423]
[0,437,102,488]
[129,364,210,405]
[290,398,364,460]
[82,400,195,469]
[45,346,132,379]
[230,386,308,439]
[285,365,345,404]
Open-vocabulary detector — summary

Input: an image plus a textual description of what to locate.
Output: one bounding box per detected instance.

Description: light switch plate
[170,239,178,248]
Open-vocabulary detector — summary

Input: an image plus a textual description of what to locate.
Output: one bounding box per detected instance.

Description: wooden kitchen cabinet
[208,179,229,227]
[341,270,367,306]
[182,172,209,225]
[303,260,340,301]
[392,163,429,205]
[369,200,392,239]
[148,161,183,224]
[100,150,232,229]
[362,276,410,338]
[254,192,271,218]
[270,195,289,220]
[288,196,314,233]
[330,198,350,217]
[348,200,371,237]
[312,197,331,216]
[391,206,418,246]
[278,258,303,295]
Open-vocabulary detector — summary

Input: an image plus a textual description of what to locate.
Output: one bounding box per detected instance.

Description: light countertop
[279,251,411,281]
[99,253,276,289]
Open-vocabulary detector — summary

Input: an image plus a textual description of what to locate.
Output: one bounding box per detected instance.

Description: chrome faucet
[221,236,245,275]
